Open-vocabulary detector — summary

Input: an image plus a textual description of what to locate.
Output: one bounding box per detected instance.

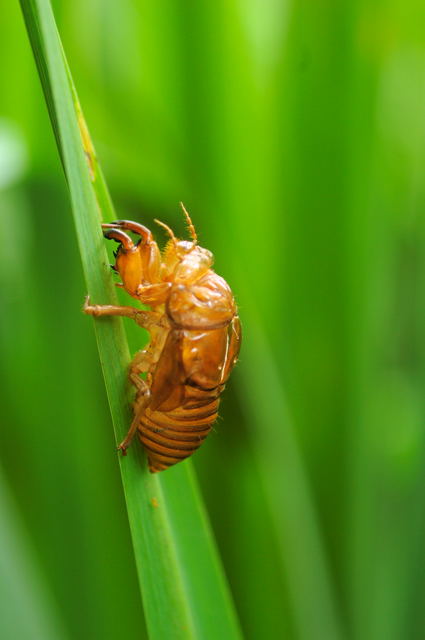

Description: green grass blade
[19,1,242,638]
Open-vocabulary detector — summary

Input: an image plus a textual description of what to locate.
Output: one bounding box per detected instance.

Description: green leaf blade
[19,1,242,638]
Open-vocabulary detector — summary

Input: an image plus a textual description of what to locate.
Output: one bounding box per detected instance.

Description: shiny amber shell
[84,209,241,472]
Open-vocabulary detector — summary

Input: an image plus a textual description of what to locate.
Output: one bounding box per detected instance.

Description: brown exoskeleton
[84,204,241,472]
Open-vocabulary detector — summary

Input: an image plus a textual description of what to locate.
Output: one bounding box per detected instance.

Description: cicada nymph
[84,204,241,473]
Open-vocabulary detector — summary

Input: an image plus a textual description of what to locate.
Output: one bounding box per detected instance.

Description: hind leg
[118,344,159,454]
[117,381,150,454]
[118,361,151,454]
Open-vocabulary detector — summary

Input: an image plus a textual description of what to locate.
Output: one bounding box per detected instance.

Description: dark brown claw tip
[117,445,127,456]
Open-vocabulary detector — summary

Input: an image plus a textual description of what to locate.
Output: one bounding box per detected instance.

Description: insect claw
[101,222,123,228]
[103,228,134,251]
[103,220,152,242]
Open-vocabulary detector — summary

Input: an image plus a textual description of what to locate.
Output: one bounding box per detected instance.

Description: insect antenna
[154,219,178,248]
[179,202,198,244]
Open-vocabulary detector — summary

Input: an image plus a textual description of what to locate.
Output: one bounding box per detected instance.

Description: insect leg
[117,387,150,454]
[118,352,154,454]
[102,228,134,249]
[83,296,160,328]
[130,349,153,374]
[102,220,153,243]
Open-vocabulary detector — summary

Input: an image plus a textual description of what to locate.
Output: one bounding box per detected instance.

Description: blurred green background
[1,1,425,639]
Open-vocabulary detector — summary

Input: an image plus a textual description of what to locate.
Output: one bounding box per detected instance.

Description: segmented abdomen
[138,385,222,473]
